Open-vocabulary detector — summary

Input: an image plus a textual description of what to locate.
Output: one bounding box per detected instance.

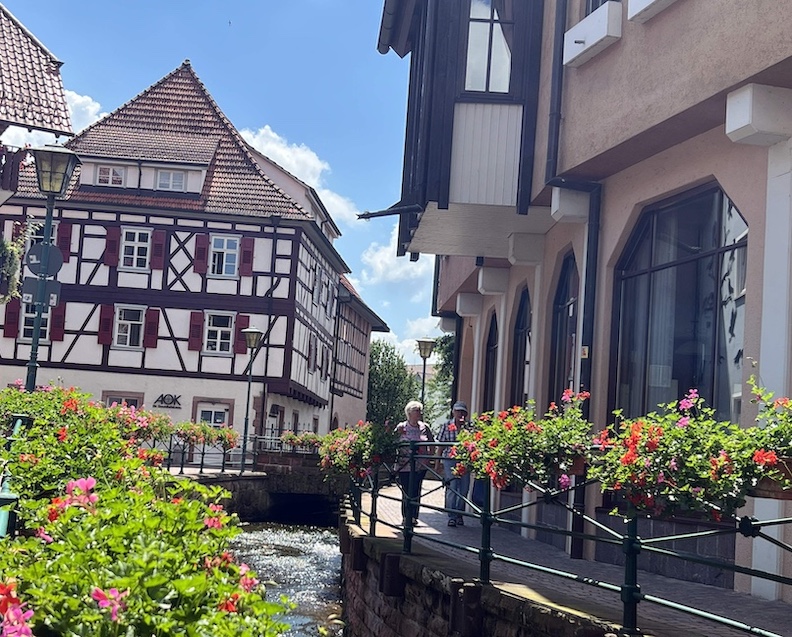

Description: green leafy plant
[0,221,27,304]
[588,388,780,520]
[453,390,594,489]
[280,431,321,450]
[0,384,290,636]
[318,421,400,480]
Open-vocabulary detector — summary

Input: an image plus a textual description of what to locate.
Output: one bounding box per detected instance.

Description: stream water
[231,523,344,636]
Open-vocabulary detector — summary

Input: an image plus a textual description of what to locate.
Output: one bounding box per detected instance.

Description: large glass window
[465,0,514,94]
[549,255,579,405]
[509,288,531,407]
[614,187,747,421]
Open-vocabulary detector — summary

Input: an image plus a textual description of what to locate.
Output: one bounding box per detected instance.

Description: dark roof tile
[0,4,72,136]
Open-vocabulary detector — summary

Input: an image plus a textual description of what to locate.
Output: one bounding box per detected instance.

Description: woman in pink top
[394,400,435,526]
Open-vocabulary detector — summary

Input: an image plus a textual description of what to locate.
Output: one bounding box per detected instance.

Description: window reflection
[615,188,747,421]
[465,0,513,94]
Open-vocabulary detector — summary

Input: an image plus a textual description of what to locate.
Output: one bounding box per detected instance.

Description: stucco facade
[378,0,792,602]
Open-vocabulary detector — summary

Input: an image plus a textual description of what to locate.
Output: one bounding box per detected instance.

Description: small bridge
[165,439,346,524]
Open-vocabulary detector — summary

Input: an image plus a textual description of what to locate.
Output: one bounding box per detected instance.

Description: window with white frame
[114,306,144,348]
[210,236,239,277]
[97,165,125,187]
[27,222,54,247]
[102,392,144,408]
[197,403,229,427]
[204,313,234,353]
[157,169,185,191]
[22,303,48,341]
[121,229,151,270]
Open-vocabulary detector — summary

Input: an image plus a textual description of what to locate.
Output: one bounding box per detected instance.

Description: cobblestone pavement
[360,480,792,637]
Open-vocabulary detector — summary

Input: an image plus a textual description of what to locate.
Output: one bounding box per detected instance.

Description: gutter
[544,0,603,562]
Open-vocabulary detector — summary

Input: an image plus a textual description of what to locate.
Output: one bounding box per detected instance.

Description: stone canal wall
[339,514,620,637]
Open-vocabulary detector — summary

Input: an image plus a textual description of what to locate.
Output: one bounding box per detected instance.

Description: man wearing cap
[436,401,471,527]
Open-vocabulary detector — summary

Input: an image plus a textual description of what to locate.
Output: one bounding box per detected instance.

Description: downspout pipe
[544,0,603,561]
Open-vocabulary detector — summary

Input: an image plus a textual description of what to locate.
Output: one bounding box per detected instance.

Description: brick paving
[360,479,792,637]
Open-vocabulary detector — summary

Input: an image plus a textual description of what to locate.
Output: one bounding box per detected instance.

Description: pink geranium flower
[91,587,128,622]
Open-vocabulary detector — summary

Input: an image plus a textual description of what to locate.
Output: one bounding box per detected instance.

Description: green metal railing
[348,441,792,637]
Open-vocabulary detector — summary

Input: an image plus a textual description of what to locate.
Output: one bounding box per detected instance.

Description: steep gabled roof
[17,61,308,219]
[339,274,388,332]
[0,3,72,136]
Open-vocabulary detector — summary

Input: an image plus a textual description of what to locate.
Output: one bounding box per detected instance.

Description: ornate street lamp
[416,337,436,405]
[240,326,264,474]
[25,145,80,392]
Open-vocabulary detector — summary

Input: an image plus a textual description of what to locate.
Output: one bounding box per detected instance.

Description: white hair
[404,400,423,417]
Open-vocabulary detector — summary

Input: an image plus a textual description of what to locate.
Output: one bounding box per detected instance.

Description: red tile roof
[0,4,72,136]
[15,61,308,219]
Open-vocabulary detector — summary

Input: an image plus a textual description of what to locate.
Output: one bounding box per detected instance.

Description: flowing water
[231,523,343,636]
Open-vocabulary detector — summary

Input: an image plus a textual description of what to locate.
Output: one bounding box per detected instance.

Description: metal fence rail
[348,442,792,637]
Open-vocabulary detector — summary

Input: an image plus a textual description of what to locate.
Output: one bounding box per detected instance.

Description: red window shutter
[150,230,167,270]
[144,308,159,348]
[188,311,204,351]
[239,237,254,276]
[104,227,120,267]
[56,222,72,263]
[11,221,23,241]
[98,304,114,345]
[49,304,66,342]
[193,234,209,274]
[3,298,20,338]
[234,314,250,354]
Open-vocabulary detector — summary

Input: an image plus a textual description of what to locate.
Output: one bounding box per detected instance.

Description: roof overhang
[378,0,418,57]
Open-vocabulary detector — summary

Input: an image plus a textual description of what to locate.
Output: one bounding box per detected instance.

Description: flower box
[749,458,792,500]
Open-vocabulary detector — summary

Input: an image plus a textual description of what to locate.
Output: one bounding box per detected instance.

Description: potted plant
[318,421,399,480]
[452,390,594,489]
[748,378,792,499]
[588,388,783,520]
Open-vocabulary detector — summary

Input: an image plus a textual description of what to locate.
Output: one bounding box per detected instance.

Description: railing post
[621,515,642,635]
[198,440,206,474]
[479,481,493,584]
[403,441,417,554]
[178,440,187,475]
[369,466,379,536]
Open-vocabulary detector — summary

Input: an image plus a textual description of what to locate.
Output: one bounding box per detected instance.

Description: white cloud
[240,125,361,226]
[316,187,359,225]
[372,317,443,366]
[241,125,328,186]
[360,222,434,285]
[0,90,105,149]
[66,90,106,132]
[405,316,441,340]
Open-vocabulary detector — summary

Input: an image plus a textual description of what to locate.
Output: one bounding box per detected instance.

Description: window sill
[202,351,234,358]
[563,1,622,68]
[627,0,679,23]
[118,267,152,274]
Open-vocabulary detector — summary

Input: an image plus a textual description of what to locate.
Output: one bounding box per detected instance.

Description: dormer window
[464,0,514,94]
[98,165,124,187]
[157,169,185,192]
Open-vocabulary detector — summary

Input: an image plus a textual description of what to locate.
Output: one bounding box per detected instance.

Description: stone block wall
[340,517,620,637]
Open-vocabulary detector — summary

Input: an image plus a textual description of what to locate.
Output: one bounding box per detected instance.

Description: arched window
[510,288,531,407]
[549,255,579,406]
[614,186,747,420]
[482,314,498,411]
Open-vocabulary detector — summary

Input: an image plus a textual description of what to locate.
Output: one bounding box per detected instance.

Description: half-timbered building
[0,60,385,439]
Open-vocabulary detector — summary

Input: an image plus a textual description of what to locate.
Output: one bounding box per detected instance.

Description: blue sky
[3,0,442,365]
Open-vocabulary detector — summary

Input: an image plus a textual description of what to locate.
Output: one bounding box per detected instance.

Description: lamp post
[25,146,80,393]
[416,337,435,405]
[240,326,264,474]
